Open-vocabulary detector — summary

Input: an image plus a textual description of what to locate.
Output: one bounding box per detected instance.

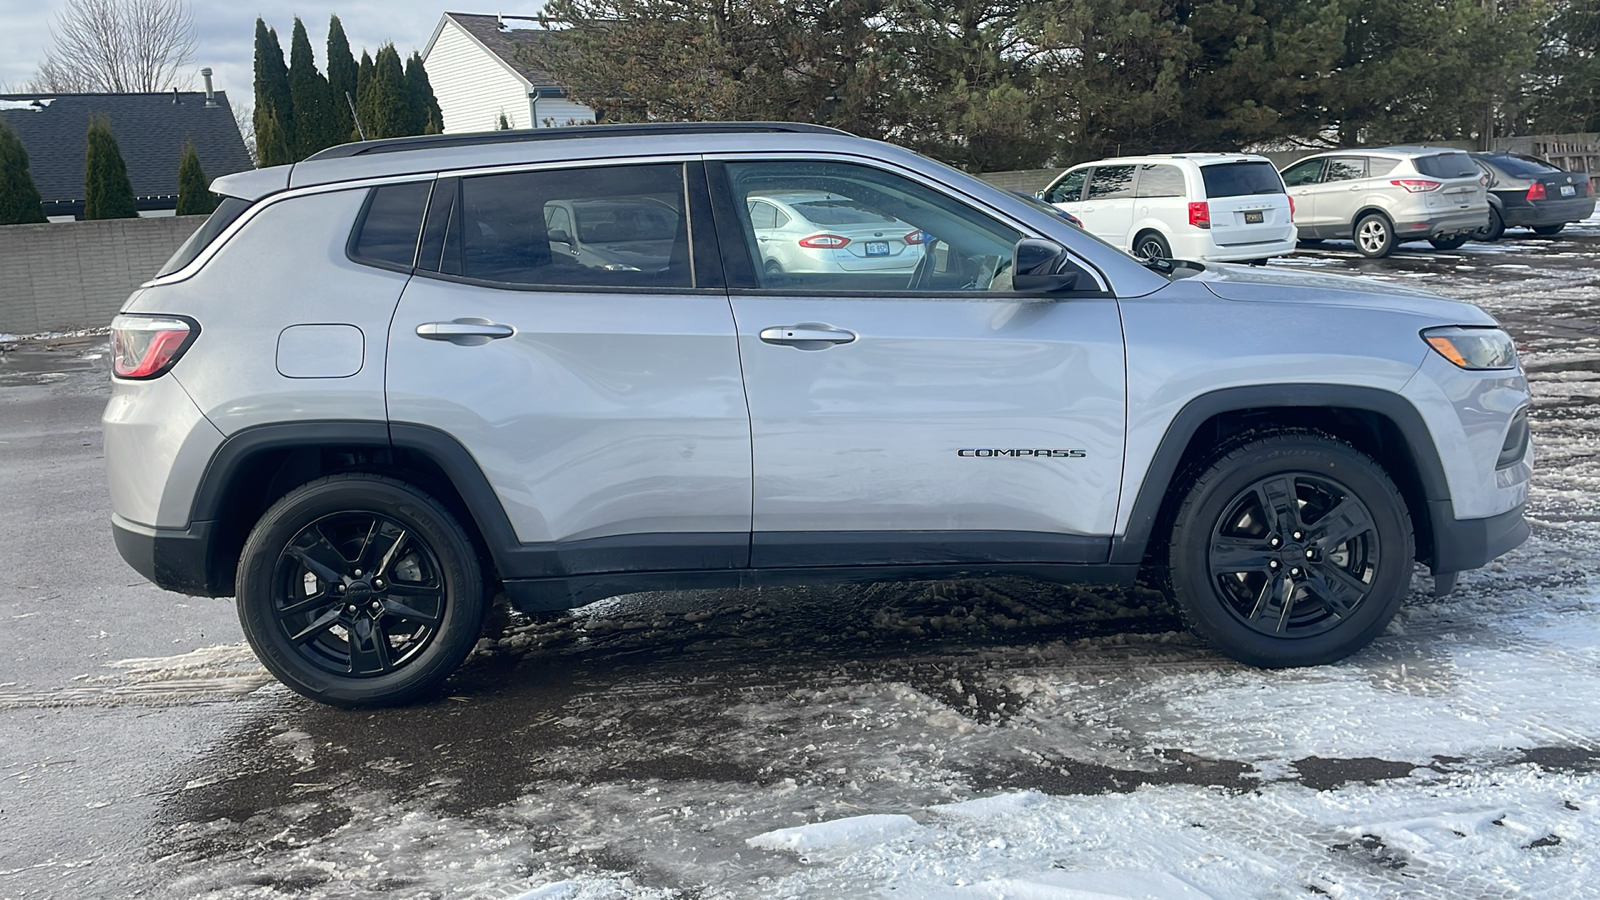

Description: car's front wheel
[1166,433,1413,667]
[1353,213,1396,258]
[236,474,486,708]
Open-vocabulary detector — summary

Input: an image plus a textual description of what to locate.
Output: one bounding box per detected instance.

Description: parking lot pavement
[0,221,1597,899]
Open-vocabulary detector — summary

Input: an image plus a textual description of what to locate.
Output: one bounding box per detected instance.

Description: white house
[422,12,596,134]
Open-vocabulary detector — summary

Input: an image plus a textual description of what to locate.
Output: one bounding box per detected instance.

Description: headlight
[1421,326,1518,370]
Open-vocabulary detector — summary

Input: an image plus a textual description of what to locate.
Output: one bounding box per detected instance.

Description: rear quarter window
[1414,153,1478,179]
[157,196,253,276]
[1200,162,1284,198]
[349,181,433,270]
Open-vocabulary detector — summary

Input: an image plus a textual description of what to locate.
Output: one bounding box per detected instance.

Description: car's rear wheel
[1475,207,1505,242]
[1532,223,1565,236]
[1428,233,1470,250]
[236,474,486,708]
[1166,433,1413,667]
[1134,231,1172,260]
[1353,213,1395,258]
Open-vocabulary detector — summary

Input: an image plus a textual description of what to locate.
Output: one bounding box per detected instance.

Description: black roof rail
[303,122,853,161]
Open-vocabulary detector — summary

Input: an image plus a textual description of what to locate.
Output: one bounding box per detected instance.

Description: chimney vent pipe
[201,67,216,106]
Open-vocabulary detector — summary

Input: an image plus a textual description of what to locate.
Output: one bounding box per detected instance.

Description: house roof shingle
[443,13,567,90]
[0,91,254,209]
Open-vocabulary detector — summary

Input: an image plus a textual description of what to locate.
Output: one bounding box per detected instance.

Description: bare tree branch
[31,0,196,93]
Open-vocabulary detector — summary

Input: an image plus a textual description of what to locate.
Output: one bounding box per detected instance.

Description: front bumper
[112,514,228,597]
[1428,502,1529,574]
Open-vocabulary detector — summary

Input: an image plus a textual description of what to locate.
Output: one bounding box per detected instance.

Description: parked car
[1278,147,1489,257]
[541,197,682,272]
[106,122,1530,706]
[1469,152,1596,241]
[747,190,924,277]
[1037,154,1297,263]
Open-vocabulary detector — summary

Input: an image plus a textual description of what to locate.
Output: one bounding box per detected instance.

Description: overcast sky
[0,1,499,115]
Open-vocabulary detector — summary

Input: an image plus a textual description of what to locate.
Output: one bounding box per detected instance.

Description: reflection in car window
[1044,169,1087,203]
[1087,165,1136,199]
[1280,160,1323,186]
[1136,165,1186,198]
[1324,158,1367,182]
[449,163,690,288]
[721,160,1022,293]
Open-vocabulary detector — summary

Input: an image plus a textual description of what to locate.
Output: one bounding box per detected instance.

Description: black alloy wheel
[1166,432,1413,667]
[237,474,485,707]
[1475,206,1505,242]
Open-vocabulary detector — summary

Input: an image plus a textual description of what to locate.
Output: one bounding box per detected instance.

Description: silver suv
[104,123,1532,707]
[1279,147,1490,257]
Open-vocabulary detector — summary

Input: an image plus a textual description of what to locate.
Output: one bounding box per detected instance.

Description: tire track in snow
[0,643,272,709]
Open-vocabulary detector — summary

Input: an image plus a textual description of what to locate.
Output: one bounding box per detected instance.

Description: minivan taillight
[1390,179,1442,192]
[1188,201,1210,229]
[1526,182,1546,201]
[110,315,197,379]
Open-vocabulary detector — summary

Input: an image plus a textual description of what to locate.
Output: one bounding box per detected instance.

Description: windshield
[1201,162,1284,198]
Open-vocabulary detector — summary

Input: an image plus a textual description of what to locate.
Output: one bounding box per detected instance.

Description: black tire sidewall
[1429,234,1469,250]
[1168,437,1413,667]
[237,475,484,707]
[1477,207,1504,242]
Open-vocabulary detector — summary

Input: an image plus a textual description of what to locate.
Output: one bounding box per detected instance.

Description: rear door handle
[759,324,857,349]
[416,318,515,346]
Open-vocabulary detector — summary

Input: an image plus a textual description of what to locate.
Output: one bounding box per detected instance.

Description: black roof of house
[0,91,253,213]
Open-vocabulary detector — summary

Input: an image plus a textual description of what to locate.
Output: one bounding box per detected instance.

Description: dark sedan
[1471,152,1595,241]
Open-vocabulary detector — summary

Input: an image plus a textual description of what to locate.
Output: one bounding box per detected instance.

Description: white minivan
[1038,154,1298,263]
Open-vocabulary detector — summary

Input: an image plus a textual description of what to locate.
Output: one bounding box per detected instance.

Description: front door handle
[759,324,857,350]
[416,318,515,346]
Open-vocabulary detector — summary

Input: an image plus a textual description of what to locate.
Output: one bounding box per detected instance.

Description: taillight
[110,314,197,379]
[1288,196,1296,219]
[1526,182,1546,201]
[798,233,850,249]
[1390,179,1442,192]
[1188,201,1210,229]
[904,230,930,245]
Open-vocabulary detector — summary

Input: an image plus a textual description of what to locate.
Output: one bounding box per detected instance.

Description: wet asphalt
[0,225,1597,898]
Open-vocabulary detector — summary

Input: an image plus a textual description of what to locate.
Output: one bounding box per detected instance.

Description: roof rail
[303,122,853,161]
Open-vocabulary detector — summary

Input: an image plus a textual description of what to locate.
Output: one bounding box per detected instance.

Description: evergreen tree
[84,116,137,219]
[326,15,359,144]
[256,108,291,168]
[0,118,48,225]
[175,142,213,216]
[497,111,511,130]
[358,45,409,139]
[405,52,445,135]
[253,19,295,165]
[353,50,375,140]
[288,17,335,158]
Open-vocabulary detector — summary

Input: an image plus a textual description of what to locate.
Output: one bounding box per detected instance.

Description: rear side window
[1367,158,1401,177]
[350,181,432,270]
[1323,158,1367,182]
[1087,165,1136,200]
[448,163,690,289]
[158,196,253,276]
[1200,162,1283,198]
[1414,152,1478,179]
[1136,164,1186,198]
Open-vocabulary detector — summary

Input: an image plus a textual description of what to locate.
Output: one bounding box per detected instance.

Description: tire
[1428,233,1470,250]
[1475,206,1504,242]
[1165,432,1414,668]
[236,473,487,708]
[1133,231,1172,261]
[1353,213,1395,258]
[1532,223,1565,236]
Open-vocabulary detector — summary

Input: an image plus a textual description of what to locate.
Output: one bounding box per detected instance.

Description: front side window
[1087,165,1136,200]
[446,163,690,288]
[1043,169,1087,203]
[719,159,1023,293]
[1324,157,1367,182]
[1136,164,1186,198]
[1280,159,1324,186]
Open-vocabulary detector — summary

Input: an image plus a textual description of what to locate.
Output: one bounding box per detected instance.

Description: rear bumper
[1428,502,1529,575]
[1394,210,1489,240]
[112,514,228,597]
[1501,197,1596,228]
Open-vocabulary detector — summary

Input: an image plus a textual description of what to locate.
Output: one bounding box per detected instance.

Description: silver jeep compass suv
[104,123,1532,707]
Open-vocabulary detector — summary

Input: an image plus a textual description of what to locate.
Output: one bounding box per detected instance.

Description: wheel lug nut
[335,584,345,592]
[346,604,357,614]
[1269,537,1281,548]
[1291,567,1302,577]
[1292,531,1303,541]
[370,601,381,610]
[1269,560,1280,570]
[354,569,363,577]
[373,579,383,588]
[1305,549,1315,559]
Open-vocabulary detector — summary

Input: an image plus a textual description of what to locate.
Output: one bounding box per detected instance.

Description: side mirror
[547,228,573,245]
[1011,238,1082,292]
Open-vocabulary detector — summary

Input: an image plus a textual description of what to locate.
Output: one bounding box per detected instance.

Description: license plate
[1244,211,1264,224]
[1561,184,1577,197]
[864,241,890,256]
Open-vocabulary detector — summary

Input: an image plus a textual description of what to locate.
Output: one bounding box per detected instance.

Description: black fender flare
[1109,384,1451,566]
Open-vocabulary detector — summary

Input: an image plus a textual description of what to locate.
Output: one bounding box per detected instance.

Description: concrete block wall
[0,216,206,335]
